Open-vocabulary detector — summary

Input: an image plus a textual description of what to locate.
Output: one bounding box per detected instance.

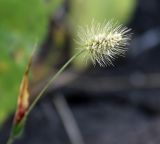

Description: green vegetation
[0,0,136,125]
[0,0,61,124]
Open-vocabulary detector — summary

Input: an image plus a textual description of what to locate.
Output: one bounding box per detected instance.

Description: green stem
[6,136,14,144]
[6,49,85,144]
[27,49,84,115]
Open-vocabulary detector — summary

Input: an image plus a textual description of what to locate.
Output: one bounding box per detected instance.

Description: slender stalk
[6,49,85,144]
[26,49,84,116]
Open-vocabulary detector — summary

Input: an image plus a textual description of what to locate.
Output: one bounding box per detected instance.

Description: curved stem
[6,49,85,144]
[26,49,85,115]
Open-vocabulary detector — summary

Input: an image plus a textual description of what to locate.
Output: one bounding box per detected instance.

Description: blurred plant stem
[7,137,14,144]
[6,49,85,144]
[53,94,85,144]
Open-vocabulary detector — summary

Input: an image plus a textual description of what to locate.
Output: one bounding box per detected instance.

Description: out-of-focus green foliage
[0,0,61,124]
[70,0,137,68]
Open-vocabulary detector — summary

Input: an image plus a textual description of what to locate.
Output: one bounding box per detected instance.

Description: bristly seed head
[77,20,131,66]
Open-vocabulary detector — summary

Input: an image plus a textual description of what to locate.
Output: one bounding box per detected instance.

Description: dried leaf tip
[14,57,32,125]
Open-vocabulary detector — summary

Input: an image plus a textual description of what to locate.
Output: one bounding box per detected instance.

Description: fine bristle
[77,20,131,66]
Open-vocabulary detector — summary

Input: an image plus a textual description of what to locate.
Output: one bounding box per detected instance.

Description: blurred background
[1,0,160,143]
